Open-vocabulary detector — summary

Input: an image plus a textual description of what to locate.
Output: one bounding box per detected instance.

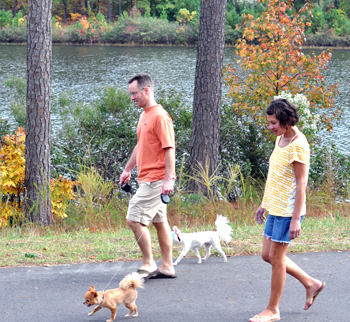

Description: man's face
[128,80,147,108]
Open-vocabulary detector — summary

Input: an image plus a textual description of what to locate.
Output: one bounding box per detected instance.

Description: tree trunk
[119,0,122,16]
[63,3,67,24]
[13,0,17,16]
[108,0,111,23]
[25,0,53,225]
[188,0,227,196]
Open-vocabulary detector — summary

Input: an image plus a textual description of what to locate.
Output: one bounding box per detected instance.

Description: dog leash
[102,231,144,292]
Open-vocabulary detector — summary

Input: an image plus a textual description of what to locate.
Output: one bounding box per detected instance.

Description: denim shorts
[264,214,303,244]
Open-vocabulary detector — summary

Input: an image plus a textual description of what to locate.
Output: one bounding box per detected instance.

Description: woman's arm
[290,161,308,239]
[255,204,266,224]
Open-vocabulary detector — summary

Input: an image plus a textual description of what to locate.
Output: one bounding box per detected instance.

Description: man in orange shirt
[120,74,176,279]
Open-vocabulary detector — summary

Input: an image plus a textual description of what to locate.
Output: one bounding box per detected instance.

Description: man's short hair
[128,74,154,91]
[266,98,299,128]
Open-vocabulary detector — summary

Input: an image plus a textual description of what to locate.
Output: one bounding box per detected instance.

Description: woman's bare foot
[249,308,280,322]
[304,281,325,310]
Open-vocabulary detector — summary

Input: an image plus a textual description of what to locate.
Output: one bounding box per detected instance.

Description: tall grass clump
[63,166,129,230]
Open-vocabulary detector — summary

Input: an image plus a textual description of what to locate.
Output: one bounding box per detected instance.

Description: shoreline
[1,42,350,50]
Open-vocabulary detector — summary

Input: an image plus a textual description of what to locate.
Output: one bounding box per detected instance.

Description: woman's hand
[255,206,266,224]
[289,219,301,240]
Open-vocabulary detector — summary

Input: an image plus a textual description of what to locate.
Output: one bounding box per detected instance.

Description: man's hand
[255,206,266,225]
[119,170,131,185]
[161,178,174,195]
[289,219,301,240]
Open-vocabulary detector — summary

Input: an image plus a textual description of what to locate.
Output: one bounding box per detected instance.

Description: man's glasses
[130,86,150,97]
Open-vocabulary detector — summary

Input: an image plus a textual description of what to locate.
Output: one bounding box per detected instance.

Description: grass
[1,209,349,268]
[1,164,349,268]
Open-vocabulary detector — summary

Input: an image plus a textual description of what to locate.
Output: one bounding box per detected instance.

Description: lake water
[0,45,349,154]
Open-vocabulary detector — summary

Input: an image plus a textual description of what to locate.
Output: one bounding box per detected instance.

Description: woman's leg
[250,237,288,321]
[284,256,324,309]
[262,237,324,311]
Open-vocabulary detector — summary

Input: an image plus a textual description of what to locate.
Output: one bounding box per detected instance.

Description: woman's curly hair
[266,98,299,128]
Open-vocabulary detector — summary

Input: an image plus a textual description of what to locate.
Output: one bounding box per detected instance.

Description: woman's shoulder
[292,132,309,152]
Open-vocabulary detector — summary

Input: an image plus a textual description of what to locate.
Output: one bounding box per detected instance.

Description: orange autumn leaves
[224,0,340,132]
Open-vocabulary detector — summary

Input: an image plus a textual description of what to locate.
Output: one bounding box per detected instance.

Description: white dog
[172,215,232,265]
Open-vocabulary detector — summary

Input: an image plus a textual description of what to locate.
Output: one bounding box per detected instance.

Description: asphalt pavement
[1,250,349,322]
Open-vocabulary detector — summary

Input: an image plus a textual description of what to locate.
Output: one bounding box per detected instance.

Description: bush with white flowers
[274,92,319,141]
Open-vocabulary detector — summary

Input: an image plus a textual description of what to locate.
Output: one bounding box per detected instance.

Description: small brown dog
[83,272,144,322]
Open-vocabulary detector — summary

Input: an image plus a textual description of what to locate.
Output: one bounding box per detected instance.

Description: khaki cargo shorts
[126,179,167,226]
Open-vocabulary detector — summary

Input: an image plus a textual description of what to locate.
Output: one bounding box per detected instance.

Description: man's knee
[153,221,170,231]
[127,219,144,230]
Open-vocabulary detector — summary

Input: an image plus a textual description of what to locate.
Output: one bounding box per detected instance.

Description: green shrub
[103,16,197,45]
[3,75,26,129]
[96,12,106,23]
[0,9,13,27]
[0,118,10,135]
[226,7,241,30]
[225,25,243,45]
[52,85,140,180]
[52,27,70,43]
[340,18,350,37]
[3,77,349,201]
[309,143,350,198]
[306,31,350,47]
[219,100,272,183]
[311,6,326,33]
[0,24,27,43]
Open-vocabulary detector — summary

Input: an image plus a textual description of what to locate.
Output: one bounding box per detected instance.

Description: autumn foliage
[224,0,340,133]
[0,128,25,226]
[0,128,77,227]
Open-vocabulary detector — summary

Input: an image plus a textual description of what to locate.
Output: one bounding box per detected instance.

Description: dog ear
[174,226,180,234]
[89,285,95,292]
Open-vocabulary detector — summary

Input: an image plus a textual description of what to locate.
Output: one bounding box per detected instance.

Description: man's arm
[119,144,138,184]
[161,147,176,195]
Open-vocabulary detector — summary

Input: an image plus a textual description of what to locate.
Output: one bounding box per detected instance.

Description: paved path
[1,251,349,322]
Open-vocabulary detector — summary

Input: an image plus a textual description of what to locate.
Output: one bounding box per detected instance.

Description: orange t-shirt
[136,104,175,183]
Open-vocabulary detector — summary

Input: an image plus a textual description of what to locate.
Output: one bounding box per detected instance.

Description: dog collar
[99,293,105,306]
[172,231,181,242]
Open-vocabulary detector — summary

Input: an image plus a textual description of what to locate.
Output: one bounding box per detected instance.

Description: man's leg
[153,221,175,276]
[127,219,157,274]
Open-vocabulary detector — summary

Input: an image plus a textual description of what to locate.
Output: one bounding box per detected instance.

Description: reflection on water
[0,45,349,153]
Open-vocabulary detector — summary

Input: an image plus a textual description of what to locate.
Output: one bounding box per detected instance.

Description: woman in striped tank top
[249,99,325,322]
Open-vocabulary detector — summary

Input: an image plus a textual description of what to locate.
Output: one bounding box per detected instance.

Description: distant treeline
[0,0,350,46]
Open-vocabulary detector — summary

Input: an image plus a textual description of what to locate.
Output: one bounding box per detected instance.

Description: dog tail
[119,272,144,290]
[215,214,232,243]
